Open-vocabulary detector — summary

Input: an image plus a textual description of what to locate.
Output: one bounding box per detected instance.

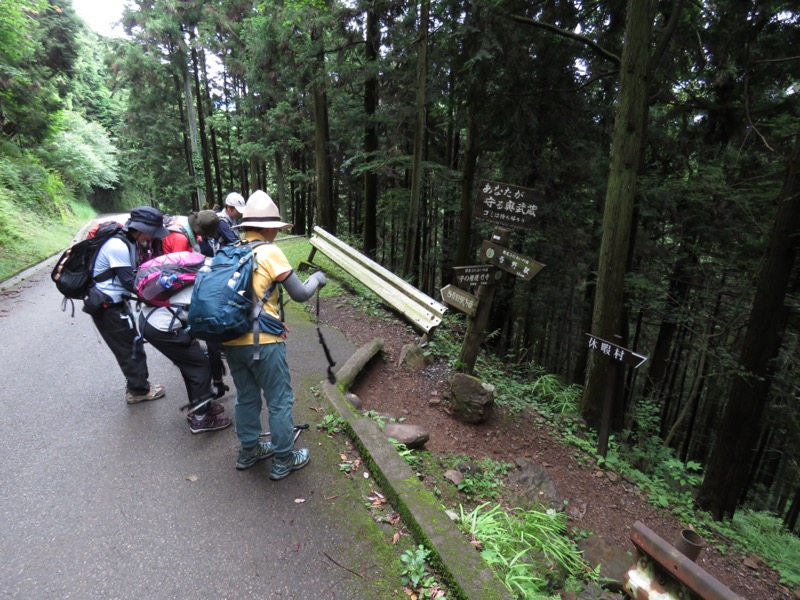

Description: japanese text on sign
[440,285,479,317]
[475,180,541,230]
[584,333,648,368]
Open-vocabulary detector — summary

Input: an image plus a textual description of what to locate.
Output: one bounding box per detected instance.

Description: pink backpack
[135,251,207,306]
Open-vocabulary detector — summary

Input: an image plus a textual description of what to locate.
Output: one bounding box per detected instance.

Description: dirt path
[317,297,795,600]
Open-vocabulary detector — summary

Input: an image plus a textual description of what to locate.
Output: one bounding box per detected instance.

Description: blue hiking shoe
[270,449,310,481]
[236,441,274,470]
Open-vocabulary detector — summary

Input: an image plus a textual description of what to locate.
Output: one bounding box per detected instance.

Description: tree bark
[402,0,429,281]
[363,2,380,258]
[697,132,800,520]
[581,0,654,428]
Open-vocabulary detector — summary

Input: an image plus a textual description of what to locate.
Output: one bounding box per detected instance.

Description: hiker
[216,192,245,247]
[138,283,231,434]
[225,190,327,479]
[91,206,169,404]
[155,210,228,394]
[160,210,220,255]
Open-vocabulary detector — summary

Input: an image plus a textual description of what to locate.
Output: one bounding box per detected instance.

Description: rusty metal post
[624,521,744,600]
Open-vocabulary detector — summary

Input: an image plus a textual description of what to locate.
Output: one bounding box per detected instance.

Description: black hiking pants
[91,302,151,395]
[140,320,213,406]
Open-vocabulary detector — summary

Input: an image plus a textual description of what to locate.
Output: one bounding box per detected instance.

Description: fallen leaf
[392,531,401,544]
[186,475,198,482]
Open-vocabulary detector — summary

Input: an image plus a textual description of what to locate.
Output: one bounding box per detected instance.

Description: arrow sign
[479,241,545,281]
[452,265,503,289]
[440,285,479,317]
[584,333,648,368]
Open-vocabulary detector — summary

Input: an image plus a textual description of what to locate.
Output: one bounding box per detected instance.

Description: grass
[0,194,96,281]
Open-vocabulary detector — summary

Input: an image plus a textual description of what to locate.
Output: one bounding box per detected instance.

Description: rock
[456,460,482,476]
[507,456,563,510]
[344,392,363,410]
[383,422,429,449]
[577,535,635,594]
[448,372,494,423]
[444,469,463,485]
[398,343,431,371]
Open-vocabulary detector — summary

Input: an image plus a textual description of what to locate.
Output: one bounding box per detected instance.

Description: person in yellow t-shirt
[226,190,327,480]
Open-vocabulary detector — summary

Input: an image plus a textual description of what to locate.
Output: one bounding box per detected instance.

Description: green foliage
[399,544,447,598]
[441,455,511,503]
[711,510,800,589]
[457,503,594,598]
[37,111,119,195]
[316,413,345,435]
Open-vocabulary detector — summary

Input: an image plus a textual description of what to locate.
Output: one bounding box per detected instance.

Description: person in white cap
[225,190,327,479]
[215,191,245,247]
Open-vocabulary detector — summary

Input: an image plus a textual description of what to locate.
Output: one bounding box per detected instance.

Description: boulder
[577,535,635,594]
[398,343,432,371]
[448,372,494,423]
[344,392,363,410]
[506,456,563,510]
[383,422,429,449]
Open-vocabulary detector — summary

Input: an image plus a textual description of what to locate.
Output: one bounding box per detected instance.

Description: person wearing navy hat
[92,206,170,404]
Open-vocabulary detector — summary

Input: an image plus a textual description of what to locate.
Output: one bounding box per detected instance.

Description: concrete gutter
[323,338,513,600]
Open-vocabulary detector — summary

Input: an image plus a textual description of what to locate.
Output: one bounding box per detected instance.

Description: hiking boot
[186,401,225,421]
[270,449,310,481]
[236,441,275,470]
[126,384,166,404]
[189,413,231,434]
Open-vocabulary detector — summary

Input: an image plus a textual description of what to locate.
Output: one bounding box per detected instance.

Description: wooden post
[458,283,497,374]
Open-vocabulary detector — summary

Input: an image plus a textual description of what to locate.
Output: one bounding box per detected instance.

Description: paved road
[0,258,401,599]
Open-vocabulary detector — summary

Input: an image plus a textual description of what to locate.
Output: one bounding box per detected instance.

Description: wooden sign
[440,285,479,317]
[452,265,503,289]
[475,180,542,230]
[479,241,545,281]
[584,333,648,368]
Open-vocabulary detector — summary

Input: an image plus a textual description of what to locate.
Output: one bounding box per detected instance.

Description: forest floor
[316,296,797,600]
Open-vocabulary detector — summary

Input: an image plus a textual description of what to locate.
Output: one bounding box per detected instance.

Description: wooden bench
[304,226,447,336]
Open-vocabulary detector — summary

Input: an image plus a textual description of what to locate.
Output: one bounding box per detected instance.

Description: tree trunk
[190,42,214,208]
[182,52,204,211]
[697,132,800,520]
[312,28,334,233]
[363,2,380,258]
[402,0,429,281]
[581,0,654,428]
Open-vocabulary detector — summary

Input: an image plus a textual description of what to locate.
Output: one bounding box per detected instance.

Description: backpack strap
[94,232,137,285]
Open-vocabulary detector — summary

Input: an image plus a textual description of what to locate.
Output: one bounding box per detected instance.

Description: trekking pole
[315,290,337,384]
[260,423,309,443]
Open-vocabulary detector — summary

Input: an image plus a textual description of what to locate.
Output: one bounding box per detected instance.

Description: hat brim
[128,221,170,239]
[234,219,293,230]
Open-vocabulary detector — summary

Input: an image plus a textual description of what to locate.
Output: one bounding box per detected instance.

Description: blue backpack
[186,241,285,358]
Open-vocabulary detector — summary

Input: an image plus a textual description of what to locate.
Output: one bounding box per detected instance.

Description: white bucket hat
[224,192,246,211]
[236,190,293,230]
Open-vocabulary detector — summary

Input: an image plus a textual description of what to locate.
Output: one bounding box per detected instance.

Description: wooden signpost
[585,332,649,456]
[475,180,542,230]
[440,284,479,317]
[453,180,547,373]
[452,265,503,289]
[479,240,546,281]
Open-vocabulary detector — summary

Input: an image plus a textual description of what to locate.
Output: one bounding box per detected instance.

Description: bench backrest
[309,226,447,335]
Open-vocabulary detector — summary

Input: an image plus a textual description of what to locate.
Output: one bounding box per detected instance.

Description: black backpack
[51,220,128,301]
